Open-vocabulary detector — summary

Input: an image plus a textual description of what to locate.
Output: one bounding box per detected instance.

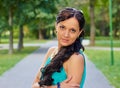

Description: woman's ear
[78,30,83,37]
[55,22,57,29]
[54,30,57,34]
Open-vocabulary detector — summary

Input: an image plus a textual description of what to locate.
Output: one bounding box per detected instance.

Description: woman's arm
[47,54,83,88]
[32,76,80,88]
[47,76,80,88]
[65,53,84,85]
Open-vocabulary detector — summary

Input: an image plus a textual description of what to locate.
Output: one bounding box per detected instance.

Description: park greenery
[0,0,120,54]
[85,49,120,88]
[0,0,120,88]
[0,46,39,75]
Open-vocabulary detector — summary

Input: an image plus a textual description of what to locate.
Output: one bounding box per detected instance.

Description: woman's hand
[60,76,80,88]
[32,77,80,88]
[32,82,40,88]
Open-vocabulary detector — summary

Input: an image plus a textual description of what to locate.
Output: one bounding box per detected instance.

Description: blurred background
[0,0,120,88]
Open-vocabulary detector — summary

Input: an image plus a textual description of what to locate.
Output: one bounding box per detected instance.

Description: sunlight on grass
[0,38,50,44]
[85,49,120,88]
[95,40,120,47]
[0,47,39,75]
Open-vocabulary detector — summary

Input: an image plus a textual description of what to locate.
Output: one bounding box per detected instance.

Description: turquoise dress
[44,51,86,88]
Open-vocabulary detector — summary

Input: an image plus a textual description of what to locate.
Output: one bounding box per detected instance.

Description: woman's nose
[64,30,69,37]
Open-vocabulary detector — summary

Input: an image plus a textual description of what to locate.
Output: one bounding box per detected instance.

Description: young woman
[32,7,86,88]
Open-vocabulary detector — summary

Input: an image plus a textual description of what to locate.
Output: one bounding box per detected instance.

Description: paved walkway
[0,40,114,88]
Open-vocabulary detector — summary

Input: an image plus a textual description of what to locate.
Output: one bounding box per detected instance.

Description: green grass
[85,49,120,88]
[85,36,120,47]
[0,46,39,75]
[23,39,50,43]
[95,40,120,47]
[0,38,50,44]
[0,39,49,75]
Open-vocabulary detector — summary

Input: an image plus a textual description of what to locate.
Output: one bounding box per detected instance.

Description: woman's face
[56,17,82,47]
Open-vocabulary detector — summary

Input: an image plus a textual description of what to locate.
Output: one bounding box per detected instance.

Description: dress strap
[50,47,58,60]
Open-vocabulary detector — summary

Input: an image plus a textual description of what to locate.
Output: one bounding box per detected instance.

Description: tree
[89,0,96,46]
[113,0,120,38]
[8,6,14,54]
[15,1,33,51]
[0,0,18,54]
[0,17,8,43]
[28,0,59,39]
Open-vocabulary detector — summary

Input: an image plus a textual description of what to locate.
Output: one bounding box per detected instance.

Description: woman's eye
[71,29,76,33]
[59,25,65,29]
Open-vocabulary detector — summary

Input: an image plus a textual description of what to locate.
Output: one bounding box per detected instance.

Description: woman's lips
[61,39,69,43]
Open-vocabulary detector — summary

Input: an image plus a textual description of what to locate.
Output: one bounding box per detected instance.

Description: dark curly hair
[39,7,85,86]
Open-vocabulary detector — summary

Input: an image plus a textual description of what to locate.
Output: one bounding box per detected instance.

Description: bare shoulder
[47,46,57,56]
[65,53,84,72]
[48,46,57,51]
[69,53,84,64]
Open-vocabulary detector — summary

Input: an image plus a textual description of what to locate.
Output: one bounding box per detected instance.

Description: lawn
[0,46,39,75]
[85,36,120,47]
[85,49,120,88]
[0,38,49,44]
[0,39,50,75]
[95,40,120,47]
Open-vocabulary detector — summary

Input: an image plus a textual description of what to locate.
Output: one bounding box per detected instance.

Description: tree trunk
[39,29,43,39]
[89,0,96,46]
[8,8,13,54]
[17,24,24,51]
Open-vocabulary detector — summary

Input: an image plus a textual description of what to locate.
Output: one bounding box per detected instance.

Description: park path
[0,40,114,88]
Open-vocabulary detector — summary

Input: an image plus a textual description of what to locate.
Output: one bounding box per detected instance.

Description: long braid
[39,37,84,86]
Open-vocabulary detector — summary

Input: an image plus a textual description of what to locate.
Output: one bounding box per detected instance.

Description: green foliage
[0,0,59,39]
[0,0,120,39]
[85,50,120,88]
[0,38,49,44]
[112,0,120,37]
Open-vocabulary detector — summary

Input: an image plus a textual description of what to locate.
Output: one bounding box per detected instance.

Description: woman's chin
[60,42,71,47]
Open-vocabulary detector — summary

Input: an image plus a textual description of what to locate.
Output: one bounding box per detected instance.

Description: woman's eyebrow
[59,23,77,31]
[70,27,77,31]
[59,24,66,28]
[59,23,65,26]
